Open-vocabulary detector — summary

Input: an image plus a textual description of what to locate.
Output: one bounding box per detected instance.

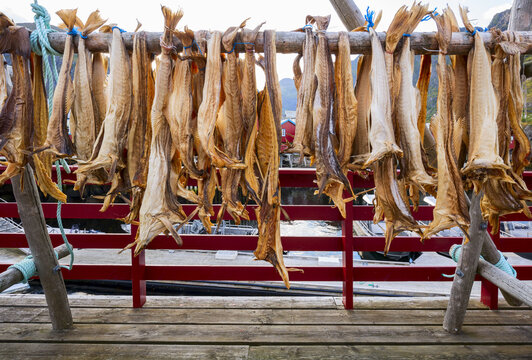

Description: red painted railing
[1,168,531,309]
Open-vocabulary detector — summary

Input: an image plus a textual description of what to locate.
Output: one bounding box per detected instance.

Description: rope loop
[421,7,438,22]
[111,26,126,33]
[227,42,254,54]
[8,256,36,283]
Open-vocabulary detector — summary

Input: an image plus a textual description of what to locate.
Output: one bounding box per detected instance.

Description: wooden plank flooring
[0,294,530,359]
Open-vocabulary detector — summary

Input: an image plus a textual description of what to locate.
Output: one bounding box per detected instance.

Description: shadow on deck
[0,294,531,359]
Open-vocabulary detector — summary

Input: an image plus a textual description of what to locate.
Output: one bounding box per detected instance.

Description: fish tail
[33,155,67,203]
[80,10,107,37]
[56,9,78,31]
[161,6,183,33]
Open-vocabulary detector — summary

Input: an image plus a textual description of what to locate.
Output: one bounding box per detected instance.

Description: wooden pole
[0,244,70,293]
[477,258,532,307]
[443,191,485,334]
[43,30,532,55]
[509,0,532,32]
[11,166,73,330]
[329,0,365,31]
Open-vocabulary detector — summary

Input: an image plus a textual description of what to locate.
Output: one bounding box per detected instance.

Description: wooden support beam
[11,166,73,330]
[477,258,532,307]
[43,30,532,55]
[509,0,532,32]
[443,191,485,334]
[329,0,365,31]
[0,244,70,293]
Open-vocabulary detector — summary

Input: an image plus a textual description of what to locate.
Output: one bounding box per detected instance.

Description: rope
[421,7,438,22]
[111,26,126,33]
[8,256,36,283]
[227,42,254,54]
[442,244,517,278]
[29,0,74,272]
[364,7,375,31]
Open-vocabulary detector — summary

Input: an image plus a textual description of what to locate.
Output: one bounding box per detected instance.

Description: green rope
[443,244,517,279]
[8,256,36,283]
[30,0,74,271]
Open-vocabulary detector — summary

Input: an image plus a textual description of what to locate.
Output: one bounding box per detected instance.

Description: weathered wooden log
[11,166,73,330]
[477,258,532,307]
[43,30,532,55]
[509,0,532,32]
[443,191,485,334]
[0,244,70,293]
[329,0,365,31]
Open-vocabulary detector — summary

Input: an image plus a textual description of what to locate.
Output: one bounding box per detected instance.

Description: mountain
[488,9,510,31]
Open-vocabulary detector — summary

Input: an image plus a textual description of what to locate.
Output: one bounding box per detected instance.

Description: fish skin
[395,37,436,195]
[416,55,431,146]
[124,6,186,255]
[0,18,33,186]
[75,24,133,204]
[123,31,154,224]
[349,54,371,170]
[363,28,402,168]
[254,87,289,288]
[263,30,283,151]
[0,55,7,109]
[423,8,470,240]
[72,11,106,162]
[322,31,357,218]
[460,7,509,187]
[288,17,317,159]
[38,9,77,158]
[92,53,108,133]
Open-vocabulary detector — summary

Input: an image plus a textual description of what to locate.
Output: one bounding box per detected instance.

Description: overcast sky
[4,0,512,81]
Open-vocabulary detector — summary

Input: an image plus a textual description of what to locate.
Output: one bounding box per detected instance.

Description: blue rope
[8,256,36,283]
[193,39,203,56]
[421,7,438,22]
[468,26,488,36]
[443,244,517,278]
[227,42,254,54]
[29,0,74,272]
[80,33,88,39]
[403,33,411,37]
[365,6,375,31]
[302,24,313,30]
[111,26,126,33]
[67,27,79,36]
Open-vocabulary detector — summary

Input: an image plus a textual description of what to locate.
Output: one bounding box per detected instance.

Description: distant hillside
[488,9,510,31]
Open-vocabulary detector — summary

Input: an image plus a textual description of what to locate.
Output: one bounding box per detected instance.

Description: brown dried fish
[71,10,106,161]
[75,22,133,209]
[416,55,431,145]
[123,31,155,224]
[123,6,186,255]
[0,16,33,185]
[460,6,509,187]
[289,16,317,159]
[36,9,77,158]
[423,8,470,239]
[349,54,371,170]
[92,52,108,132]
[0,55,7,109]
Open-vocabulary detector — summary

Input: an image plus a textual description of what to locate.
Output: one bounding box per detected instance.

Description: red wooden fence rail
[1,168,531,309]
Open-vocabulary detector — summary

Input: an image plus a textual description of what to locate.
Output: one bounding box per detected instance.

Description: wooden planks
[1,323,531,345]
[0,344,249,360]
[1,307,531,326]
[248,345,532,360]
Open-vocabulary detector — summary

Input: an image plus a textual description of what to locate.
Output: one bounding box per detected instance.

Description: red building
[281,119,296,151]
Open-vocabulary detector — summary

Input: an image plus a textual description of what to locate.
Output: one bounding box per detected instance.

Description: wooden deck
[0,294,531,359]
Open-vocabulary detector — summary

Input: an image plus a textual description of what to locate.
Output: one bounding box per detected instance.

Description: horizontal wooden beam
[44,30,532,55]
[477,258,532,307]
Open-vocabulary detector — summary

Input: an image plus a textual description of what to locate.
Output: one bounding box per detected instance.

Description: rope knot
[364,6,375,31]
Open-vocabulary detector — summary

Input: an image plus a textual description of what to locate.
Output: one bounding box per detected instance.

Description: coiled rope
[442,244,517,278]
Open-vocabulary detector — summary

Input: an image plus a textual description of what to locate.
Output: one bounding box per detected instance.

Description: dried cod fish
[0,54,7,109]
[423,8,470,239]
[289,16,317,160]
[36,9,77,158]
[460,7,509,188]
[322,30,357,218]
[254,30,290,288]
[349,54,371,170]
[395,33,436,195]
[124,6,186,255]
[92,53,108,132]
[75,22,133,209]
[0,15,33,185]
[71,11,106,161]
[32,54,66,203]
[416,55,431,145]
[123,31,155,223]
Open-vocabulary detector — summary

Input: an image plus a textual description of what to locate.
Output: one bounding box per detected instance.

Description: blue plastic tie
[421,7,438,22]
[364,6,375,31]
[67,27,79,36]
[193,39,203,56]
[80,33,88,39]
[403,33,411,37]
[111,26,126,33]
[227,42,255,54]
[302,24,313,30]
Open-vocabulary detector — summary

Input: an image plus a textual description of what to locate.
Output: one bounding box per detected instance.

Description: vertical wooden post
[481,278,499,310]
[342,172,354,310]
[12,165,73,330]
[443,191,485,334]
[131,224,146,308]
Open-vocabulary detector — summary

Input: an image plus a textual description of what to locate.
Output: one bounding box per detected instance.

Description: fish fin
[134,19,142,32]
[56,9,78,31]
[159,216,183,247]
